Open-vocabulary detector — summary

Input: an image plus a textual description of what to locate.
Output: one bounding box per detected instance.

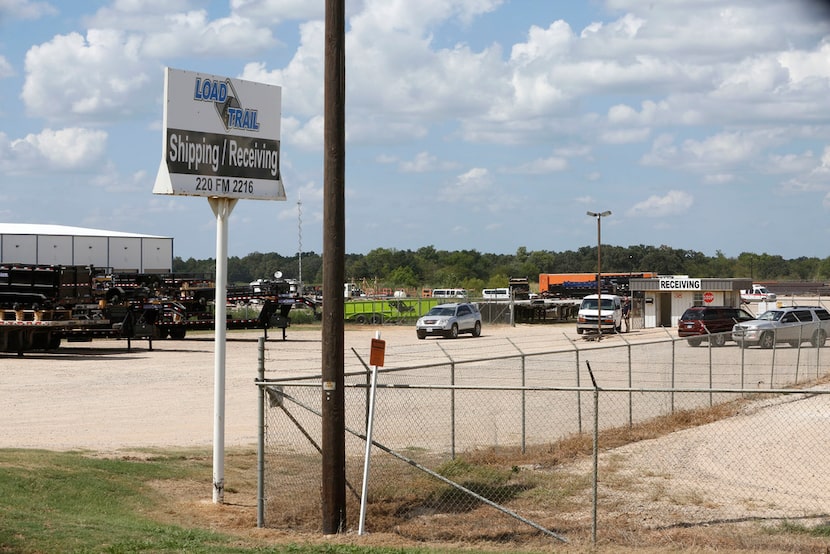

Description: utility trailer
[154,298,296,340]
[344,297,442,324]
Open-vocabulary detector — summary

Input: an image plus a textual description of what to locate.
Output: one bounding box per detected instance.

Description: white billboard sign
[153,67,285,201]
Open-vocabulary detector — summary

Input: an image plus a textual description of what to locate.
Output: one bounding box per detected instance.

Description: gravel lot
[0,319,825,452]
[4,319,830,529]
[1,323,597,451]
[1,321,689,450]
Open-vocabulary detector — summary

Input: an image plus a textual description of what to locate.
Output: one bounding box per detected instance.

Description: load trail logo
[193,77,260,131]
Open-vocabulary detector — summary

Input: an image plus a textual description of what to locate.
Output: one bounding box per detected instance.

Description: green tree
[387,265,419,288]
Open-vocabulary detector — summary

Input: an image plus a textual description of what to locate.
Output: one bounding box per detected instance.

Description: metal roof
[0,223,169,239]
[630,277,752,292]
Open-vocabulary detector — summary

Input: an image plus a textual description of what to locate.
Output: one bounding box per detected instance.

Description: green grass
[0,449,239,553]
[0,449,453,554]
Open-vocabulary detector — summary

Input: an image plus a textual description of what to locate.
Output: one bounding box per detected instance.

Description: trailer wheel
[370,314,382,325]
[48,334,61,350]
[354,314,367,324]
[169,327,187,340]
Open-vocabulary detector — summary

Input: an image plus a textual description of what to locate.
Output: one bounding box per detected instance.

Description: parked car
[416,302,482,339]
[732,305,830,348]
[678,306,755,347]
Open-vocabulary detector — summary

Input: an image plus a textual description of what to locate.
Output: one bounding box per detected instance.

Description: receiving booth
[629,276,752,329]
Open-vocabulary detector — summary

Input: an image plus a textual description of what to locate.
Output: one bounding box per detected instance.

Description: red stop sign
[703,291,714,303]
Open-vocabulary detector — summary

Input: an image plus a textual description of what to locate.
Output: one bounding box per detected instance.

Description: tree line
[172,245,830,293]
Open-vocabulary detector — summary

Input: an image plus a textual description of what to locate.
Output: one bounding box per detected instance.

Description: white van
[481,288,509,300]
[576,294,623,334]
[432,288,467,298]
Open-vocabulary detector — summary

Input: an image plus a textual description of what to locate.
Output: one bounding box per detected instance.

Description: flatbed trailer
[155,298,295,340]
[0,306,156,354]
[0,308,78,353]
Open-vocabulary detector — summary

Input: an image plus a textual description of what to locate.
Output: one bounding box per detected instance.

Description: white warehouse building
[0,223,174,273]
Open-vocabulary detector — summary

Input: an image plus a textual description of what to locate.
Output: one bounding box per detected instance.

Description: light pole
[587,211,612,338]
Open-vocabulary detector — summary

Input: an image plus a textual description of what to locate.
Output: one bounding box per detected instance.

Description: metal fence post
[507,338,527,453]
[437,343,457,459]
[740,335,746,391]
[627,340,633,427]
[618,333,633,427]
[795,324,803,384]
[708,333,713,407]
[256,336,265,528]
[662,329,676,413]
[586,361,600,545]
[671,336,676,413]
[521,354,526,452]
[565,333,583,434]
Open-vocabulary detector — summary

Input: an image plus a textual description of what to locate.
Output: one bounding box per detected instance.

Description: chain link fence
[256,332,830,545]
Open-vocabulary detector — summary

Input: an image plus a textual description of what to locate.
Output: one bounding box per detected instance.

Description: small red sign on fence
[370,338,386,367]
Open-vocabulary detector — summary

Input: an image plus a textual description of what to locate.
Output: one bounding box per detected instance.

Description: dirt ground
[1,322,596,451]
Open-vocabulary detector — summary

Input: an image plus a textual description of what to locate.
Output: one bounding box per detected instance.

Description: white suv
[416,302,482,339]
[732,306,830,348]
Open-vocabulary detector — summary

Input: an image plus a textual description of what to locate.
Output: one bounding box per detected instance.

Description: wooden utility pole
[321,0,347,535]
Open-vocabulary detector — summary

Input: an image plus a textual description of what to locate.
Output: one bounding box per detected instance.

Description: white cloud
[399,151,459,173]
[229,0,327,23]
[451,167,492,199]
[627,190,693,217]
[642,130,779,172]
[0,127,107,173]
[0,0,56,19]
[600,127,651,144]
[504,155,568,174]
[778,41,830,83]
[86,2,275,56]
[0,55,12,78]
[782,145,830,193]
[765,150,819,174]
[22,30,154,123]
[239,20,325,117]
[140,12,275,58]
[703,173,736,185]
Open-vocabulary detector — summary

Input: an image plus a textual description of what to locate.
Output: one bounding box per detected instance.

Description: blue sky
[1,0,830,261]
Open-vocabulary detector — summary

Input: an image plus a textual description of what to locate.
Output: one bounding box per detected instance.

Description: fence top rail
[255,379,830,396]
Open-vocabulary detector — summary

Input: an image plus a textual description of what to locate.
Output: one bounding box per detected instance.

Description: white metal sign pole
[358,331,382,534]
[210,196,238,503]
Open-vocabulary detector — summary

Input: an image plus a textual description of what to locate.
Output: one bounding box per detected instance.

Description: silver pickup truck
[732,305,830,348]
[740,284,777,303]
